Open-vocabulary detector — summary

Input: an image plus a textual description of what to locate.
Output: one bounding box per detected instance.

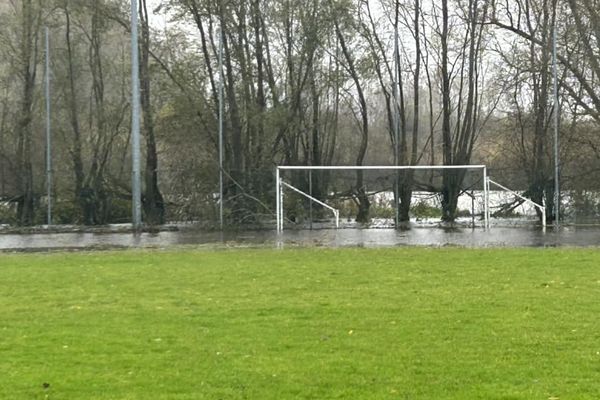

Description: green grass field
[1,247,600,399]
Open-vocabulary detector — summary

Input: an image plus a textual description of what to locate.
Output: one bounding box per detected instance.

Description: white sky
[146,0,170,29]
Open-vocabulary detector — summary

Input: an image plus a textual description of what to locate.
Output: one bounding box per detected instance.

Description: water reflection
[1,225,600,251]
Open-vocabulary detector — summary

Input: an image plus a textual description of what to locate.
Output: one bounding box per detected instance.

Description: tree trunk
[334,10,370,223]
[398,0,421,223]
[64,6,86,223]
[252,0,266,194]
[440,0,486,222]
[221,11,245,221]
[15,0,39,226]
[140,0,165,225]
[440,0,454,222]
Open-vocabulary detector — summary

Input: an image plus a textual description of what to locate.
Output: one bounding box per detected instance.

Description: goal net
[275,165,489,231]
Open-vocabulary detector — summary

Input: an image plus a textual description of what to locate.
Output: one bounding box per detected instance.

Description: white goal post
[275,165,490,232]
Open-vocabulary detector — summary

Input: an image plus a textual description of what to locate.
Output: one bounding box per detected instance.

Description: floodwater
[1,224,600,251]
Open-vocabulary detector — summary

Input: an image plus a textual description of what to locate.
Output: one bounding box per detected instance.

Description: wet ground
[1,223,600,251]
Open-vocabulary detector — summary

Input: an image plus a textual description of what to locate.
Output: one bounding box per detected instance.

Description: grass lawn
[1,247,600,399]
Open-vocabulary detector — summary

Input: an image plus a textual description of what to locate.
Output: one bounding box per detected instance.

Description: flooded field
[1,224,600,251]
[3,187,600,251]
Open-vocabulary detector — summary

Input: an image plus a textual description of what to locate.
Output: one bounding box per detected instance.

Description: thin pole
[471,191,475,228]
[309,170,313,230]
[393,3,400,228]
[483,167,488,229]
[131,0,142,229]
[276,168,280,232]
[45,27,52,226]
[487,176,491,228]
[542,206,547,229]
[218,26,224,230]
[552,23,560,228]
[279,175,284,231]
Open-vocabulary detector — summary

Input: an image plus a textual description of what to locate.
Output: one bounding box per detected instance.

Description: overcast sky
[146,0,168,29]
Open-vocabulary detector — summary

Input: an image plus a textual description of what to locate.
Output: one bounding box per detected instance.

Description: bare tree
[14,0,42,225]
[489,0,560,221]
[139,0,165,224]
[437,0,490,221]
[332,1,370,222]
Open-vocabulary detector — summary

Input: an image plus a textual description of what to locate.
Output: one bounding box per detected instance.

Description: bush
[411,201,442,218]
[0,202,16,225]
[106,198,132,224]
[370,204,395,219]
[52,200,82,224]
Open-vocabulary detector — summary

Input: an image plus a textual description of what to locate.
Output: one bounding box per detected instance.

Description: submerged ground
[1,248,600,399]
[4,225,600,250]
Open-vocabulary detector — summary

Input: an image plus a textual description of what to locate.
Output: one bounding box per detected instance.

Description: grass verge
[1,247,600,399]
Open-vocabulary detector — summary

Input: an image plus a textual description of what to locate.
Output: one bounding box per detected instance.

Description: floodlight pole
[45,27,52,226]
[218,26,224,230]
[552,23,560,228]
[130,0,142,230]
[393,6,400,229]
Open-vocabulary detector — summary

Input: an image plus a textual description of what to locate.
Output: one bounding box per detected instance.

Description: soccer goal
[275,165,490,232]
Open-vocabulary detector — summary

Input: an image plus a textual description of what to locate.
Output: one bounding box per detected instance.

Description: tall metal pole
[393,4,400,228]
[552,24,560,228]
[45,27,52,226]
[218,26,224,230]
[131,0,142,229]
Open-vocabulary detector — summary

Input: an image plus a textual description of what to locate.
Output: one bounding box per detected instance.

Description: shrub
[411,201,442,218]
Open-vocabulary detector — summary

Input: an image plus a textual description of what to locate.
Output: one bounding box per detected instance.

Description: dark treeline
[1,0,600,226]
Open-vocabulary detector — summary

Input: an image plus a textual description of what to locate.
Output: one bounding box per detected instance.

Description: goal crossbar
[278,165,487,171]
[276,165,490,232]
